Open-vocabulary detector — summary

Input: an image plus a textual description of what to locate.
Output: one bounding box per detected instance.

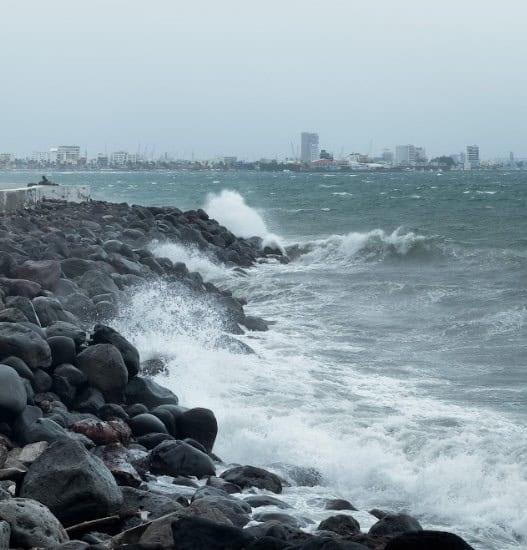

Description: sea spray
[204,189,284,252]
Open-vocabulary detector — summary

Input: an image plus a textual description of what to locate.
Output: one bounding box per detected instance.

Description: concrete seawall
[0,185,90,213]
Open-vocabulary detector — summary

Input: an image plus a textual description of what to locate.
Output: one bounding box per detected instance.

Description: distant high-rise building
[111,151,128,166]
[56,145,80,165]
[382,148,394,164]
[395,144,416,166]
[30,151,50,164]
[415,147,427,163]
[465,145,480,170]
[301,132,319,163]
[97,153,109,167]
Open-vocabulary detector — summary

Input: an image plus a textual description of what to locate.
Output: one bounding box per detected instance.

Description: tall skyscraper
[465,145,480,169]
[301,132,319,163]
[395,144,416,166]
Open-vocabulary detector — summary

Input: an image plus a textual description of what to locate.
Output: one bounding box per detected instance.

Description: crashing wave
[287,228,442,264]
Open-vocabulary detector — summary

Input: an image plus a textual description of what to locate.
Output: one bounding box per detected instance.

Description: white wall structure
[0,185,90,213]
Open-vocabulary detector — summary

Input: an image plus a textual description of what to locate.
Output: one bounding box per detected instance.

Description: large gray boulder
[369,513,423,537]
[91,324,140,378]
[0,497,68,548]
[20,439,122,525]
[15,260,61,291]
[0,323,51,369]
[78,270,119,298]
[32,297,76,327]
[0,364,26,418]
[220,465,283,494]
[149,440,215,478]
[75,344,128,400]
[125,376,178,409]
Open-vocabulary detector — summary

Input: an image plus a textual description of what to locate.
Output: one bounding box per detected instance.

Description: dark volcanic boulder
[46,321,86,348]
[189,494,251,527]
[129,413,169,436]
[13,406,72,445]
[369,513,423,537]
[20,438,122,525]
[75,344,128,400]
[150,440,215,478]
[244,495,291,509]
[91,324,140,377]
[125,375,178,409]
[47,336,76,367]
[318,514,360,536]
[2,356,34,381]
[15,260,61,290]
[121,486,184,520]
[0,497,68,548]
[325,499,357,511]
[0,307,27,323]
[5,295,40,325]
[0,364,27,418]
[0,278,41,299]
[32,297,75,327]
[171,516,255,550]
[178,407,218,453]
[385,530,475,549]
[78,269,119,298]
[220,465,283,494]
[0,322,51,369]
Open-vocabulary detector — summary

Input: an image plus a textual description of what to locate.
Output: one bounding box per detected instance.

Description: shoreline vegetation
[0,198,475,549]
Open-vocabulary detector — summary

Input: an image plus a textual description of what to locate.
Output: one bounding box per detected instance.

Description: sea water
[2,169,526,548]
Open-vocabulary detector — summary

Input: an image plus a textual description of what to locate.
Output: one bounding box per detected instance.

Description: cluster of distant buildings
[299,132,493,171]
[0,137,522,172]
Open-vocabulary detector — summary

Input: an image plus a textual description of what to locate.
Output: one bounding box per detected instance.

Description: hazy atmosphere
[2,0,527,159]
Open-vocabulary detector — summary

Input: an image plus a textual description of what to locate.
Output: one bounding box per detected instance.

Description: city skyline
[1,1,527,159]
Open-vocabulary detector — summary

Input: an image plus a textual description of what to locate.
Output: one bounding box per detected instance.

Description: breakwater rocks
[0,199,475,549]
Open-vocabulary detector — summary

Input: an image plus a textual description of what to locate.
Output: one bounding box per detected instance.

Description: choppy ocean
[2,169,526,548]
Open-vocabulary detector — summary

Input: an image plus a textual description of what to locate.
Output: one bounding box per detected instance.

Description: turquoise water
[2,169,526,548]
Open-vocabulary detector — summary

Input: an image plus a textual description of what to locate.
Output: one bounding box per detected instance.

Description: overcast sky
[1,0,526,159]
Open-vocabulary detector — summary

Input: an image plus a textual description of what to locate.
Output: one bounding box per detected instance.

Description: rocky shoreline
[0,198,474,549]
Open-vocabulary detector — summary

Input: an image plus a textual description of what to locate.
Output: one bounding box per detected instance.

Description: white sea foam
[204,189,284,251]
[151,241,231,282]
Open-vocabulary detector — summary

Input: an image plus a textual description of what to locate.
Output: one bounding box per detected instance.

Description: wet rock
[73,387,105,414]
[31,368,52,392]
[171,516,255,549]
[15,260,61,290]
[149,440,215,478]
[125,375,179,409]
[244,495,291,509]
[253,512,306,529]
[178,407,218,453]
[140,356,168,376]
[53,363,87,387]
[5,296,39,325]
[0,307,27,323]
[385,530,475,549]
[20,439,122,525]
[187,495,250,527]
[70,418,130,445]
[136,432,175,450]
[60,293,96,321]
[33,296,75,327]
[325,499,357,511]
[220,465,282,494]
[0,278,41,299]
[0,497,68,548]
[75,344,128,400]
[91,324,140,378]
[7,442,48,466]
[120,486,184,520]
[126,403,149,417]
[98,403,129,421]
[78,270,119,298]
[318,514,360,536]
[1,356,33,381]
[245,520,310,544]
[242,315,269,331]
[368,513,423,537]
[0,365,27,418]
[129,413,169,437]
[0,322,51,369]
[14,408,72,446]
[93,443,142,488]
[206,475,241,494]
[46,322,86,348]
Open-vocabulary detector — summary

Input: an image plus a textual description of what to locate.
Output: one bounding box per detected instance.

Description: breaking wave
[287,228,443,264]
